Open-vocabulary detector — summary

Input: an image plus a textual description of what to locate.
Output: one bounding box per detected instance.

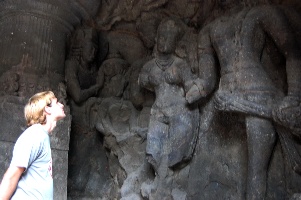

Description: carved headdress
[71,26,98,48]
[157,18,184,41]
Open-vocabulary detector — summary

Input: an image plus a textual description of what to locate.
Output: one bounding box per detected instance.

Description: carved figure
[98,56,129,98]
[65,25,109,196]
[65,25,102,104]
[139,19,199,173]
[0,72,19,96]
[187,0,301,199]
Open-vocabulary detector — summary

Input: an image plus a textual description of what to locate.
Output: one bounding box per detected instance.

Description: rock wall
[0,0,301,200]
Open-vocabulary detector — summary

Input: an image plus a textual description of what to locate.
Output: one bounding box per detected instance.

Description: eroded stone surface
[0,1,301,200]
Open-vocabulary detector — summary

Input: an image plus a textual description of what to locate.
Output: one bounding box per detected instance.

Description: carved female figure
[139,19,199,173]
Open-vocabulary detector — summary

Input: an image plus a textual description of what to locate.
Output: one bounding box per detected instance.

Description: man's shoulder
[17,124,48,143]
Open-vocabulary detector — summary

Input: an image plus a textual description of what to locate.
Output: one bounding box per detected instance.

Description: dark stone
[1,1,301,200]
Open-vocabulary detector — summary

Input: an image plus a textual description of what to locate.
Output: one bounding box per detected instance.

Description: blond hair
[24,91,56,127]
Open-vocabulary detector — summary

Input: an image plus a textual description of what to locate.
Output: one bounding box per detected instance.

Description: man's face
[49,98,66,121]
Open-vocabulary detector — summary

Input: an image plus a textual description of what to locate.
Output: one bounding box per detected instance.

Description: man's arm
[0,166,25,200]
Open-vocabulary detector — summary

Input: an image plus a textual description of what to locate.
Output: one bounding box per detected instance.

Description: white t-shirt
[10,124,53,200]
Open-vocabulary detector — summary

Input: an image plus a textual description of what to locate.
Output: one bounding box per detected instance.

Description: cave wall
[0,0,301,200]
[0,0,100,199]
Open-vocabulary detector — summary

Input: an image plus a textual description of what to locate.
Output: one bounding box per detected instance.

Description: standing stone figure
[65,25,109,197]
[139,19,199,175]
[186,0,301,199]
[65,26,102,104]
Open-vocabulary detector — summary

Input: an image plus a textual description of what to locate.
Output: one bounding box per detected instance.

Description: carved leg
[146,113,169,172]
[245,116,276,200]
[168,112,195,168]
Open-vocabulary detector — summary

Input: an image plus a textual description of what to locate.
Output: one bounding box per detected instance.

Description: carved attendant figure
[98,56,129,98]
[65,26,102,104]
[65,25,108,195]
[139,19,199,173]
[186,0,301,199]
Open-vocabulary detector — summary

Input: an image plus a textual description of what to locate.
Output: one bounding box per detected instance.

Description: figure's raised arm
[65,60,101,104]
[259,6,301,99]
[185,26,218,103]
[138,62,155,92]
[257,6,301,129]
[198,25,218,96]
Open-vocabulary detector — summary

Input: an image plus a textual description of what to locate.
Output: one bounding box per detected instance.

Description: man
[186,0,301,199]
[0,91,66,199]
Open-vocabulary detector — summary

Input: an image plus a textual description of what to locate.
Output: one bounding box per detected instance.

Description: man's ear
[44,106,52,115]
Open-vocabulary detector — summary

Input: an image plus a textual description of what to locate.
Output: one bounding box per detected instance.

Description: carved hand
[273,96,301,131]
[186,85,202,104]
[214,92,232,111]
[91,84,102,95]
[185,78,206,104]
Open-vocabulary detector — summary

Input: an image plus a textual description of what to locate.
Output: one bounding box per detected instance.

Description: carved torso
[205,7,282,102]
[141,56,188,109]
[77,62,97,90]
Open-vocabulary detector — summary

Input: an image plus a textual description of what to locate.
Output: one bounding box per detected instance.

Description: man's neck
[41,121,57,134]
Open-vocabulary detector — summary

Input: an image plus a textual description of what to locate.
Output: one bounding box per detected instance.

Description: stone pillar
[0,0,97,92]
[0,0,100,199]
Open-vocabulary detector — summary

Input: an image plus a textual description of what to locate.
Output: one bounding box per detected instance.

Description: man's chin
[57,113,66,121]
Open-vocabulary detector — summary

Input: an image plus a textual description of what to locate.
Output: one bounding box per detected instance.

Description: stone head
[70,26,98,63]
[101,57,129,77]
[156,19,183,54]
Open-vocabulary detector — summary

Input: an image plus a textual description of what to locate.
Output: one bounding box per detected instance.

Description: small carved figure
[98,56,129,98]
[188,0,301,199]
[0,72,19,96]
[65,25,102,104]
[139,18,199,172]
[65,25,108,196]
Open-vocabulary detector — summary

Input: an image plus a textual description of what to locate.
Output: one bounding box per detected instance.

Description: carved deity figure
[98,56,129,98]
[65,25,109,196]
[186,0,301,199]
[65,26,102,104]
[139,19,199,174]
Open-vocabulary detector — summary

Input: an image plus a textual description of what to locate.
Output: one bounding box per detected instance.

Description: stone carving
[106,23,149,66]
[65,25,111,197]
[0,0,101,95]
[0,54,60,98]
[188,0,301,199]
[91,97,151,199]
[1,0,301,200]
[65,25,102,104]
[98,56,130,98]
[96,0,168,30]
[138,18,199,198]
[0,71,19,96]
